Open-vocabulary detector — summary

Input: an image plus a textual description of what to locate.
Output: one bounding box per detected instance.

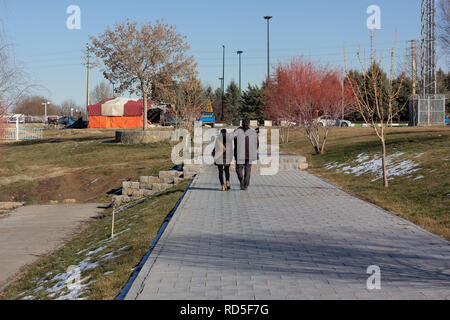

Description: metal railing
[0,127,43,141]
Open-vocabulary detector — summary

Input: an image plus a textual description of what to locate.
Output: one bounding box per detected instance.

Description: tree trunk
[381,136,388,187]
[142,91,148,131]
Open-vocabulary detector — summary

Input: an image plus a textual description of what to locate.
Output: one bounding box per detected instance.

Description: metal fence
[409,94,446,126]
[0,127,43,141]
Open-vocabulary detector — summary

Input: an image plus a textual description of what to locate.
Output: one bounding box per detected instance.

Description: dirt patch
[0,168,137,204]
[0,166,77,187]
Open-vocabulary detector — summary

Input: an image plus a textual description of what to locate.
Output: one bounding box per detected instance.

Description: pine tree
[240,84,263,122]
[224,81,243,122]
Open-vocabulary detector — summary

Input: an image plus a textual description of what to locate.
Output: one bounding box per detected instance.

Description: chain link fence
[409,94,446,126]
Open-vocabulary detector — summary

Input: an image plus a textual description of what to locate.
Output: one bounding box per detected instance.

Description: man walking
[233,119,258,191]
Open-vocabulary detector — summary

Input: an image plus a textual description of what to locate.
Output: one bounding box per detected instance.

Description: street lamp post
[264,16,272,79]
[237,50,243,91]
[219,77,224,121]
[221,45,225,122]
[42,101,50,124]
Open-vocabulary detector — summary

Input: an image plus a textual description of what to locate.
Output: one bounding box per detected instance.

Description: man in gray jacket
[233,119,258,190]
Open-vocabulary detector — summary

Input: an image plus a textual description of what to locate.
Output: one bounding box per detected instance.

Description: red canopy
[88,98,156,117]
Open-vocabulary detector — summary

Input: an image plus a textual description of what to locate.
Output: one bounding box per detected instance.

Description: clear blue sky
[1,0,447,108]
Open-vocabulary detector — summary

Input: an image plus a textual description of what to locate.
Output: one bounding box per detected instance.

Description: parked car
[317,117,354,127]
[58,116,79,126]
[48,116,59,125]
[8,114,25,123]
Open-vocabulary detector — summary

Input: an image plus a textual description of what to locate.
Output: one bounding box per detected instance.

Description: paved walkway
[126,170,450,300]
[0,204,103,289]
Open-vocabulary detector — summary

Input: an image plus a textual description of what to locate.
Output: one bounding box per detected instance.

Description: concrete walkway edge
[124,178,197,300]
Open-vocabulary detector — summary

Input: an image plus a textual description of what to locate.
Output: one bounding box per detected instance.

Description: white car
[8,114,25,123]
[317,117,353,127]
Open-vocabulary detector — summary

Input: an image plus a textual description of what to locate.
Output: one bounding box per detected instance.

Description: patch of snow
[46,257,100,299]
[33,286,44,293]
[414,153,425,158]
[114,228,131,237]
[86,246,107,257]
[100,252,122,261]
[76,248,89,255]
[413,175,425,180]
[324,152,421,182]
[21,296,34,300]
[103,271,114,275]
[55,277,94,301]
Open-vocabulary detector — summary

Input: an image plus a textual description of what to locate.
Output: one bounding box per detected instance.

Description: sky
[0,0,447,108]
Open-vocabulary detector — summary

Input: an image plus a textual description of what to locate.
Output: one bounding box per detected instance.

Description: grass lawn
[0,129,174,204]
[0,180,190,300]
[280,126,450,240]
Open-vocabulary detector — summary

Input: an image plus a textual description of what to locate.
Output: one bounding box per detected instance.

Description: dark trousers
[236,163,252,189]
[218,165,230,186]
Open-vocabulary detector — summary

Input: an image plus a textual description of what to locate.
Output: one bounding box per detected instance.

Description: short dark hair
[242,119,250,127]
[221,129,227,134]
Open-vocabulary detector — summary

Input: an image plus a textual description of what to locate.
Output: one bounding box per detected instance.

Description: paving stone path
[126,170,450,300]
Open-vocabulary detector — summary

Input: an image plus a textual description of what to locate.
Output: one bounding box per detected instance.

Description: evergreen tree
[224,81,242,123]
[211,88,223,121]
[393,75,412,122]
[240,84,264,122]
[364,63,390,120]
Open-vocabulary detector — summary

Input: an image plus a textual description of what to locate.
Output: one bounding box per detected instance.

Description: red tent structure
[88,97,161,129]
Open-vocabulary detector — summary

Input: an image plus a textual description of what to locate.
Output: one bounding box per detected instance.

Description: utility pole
[221,45,225,122]
[85,43,91,121]
[264,16,272,79]
[237,51,243,91]
[410,40,417,96]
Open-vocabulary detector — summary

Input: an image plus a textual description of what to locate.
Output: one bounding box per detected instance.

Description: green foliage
[224,81,242,123]
[364,63,390,118]
[240,84,264,122]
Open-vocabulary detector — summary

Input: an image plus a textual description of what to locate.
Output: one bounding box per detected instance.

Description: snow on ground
[325,152,423,182]
[18,227,131,300]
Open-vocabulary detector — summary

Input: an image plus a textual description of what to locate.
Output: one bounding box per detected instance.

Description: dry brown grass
[0,129,174,204]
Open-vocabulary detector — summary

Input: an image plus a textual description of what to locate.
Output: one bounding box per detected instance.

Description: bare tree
[344,32,408,188]
[0,26,29,112]
[175,77,206,130]
[90,81,113,104]
[60,99,82,116]
[90,20,197,131]
[13,95,58,116]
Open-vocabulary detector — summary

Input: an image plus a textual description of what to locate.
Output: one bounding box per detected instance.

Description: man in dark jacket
[233,119,258,190]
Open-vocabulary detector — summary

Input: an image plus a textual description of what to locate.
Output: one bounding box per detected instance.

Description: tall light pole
[85,43,91,121]
[42,101,50,124]
[221,45,225,121]
[237,50,243,91]
[264,16,272,79]
[219,77,224,119]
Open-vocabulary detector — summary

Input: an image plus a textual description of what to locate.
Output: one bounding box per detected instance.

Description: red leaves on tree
[264,57,352,125]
